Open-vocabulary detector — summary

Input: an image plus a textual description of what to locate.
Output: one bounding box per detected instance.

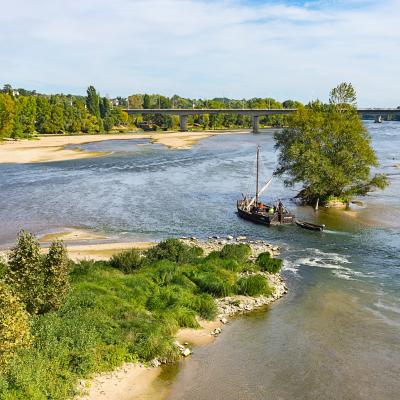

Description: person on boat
[269,206,274,214]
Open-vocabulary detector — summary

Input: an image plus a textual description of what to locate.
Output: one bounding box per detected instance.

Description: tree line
[0,83,303,138]
[0,85,129,138]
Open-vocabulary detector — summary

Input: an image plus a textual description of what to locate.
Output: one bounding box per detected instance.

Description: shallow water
[0,122,399,399]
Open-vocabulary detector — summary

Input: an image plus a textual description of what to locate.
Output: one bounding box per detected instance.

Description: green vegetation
[0,235,282,399]
[256,252,283,274]
[0,83,303,138]
[0,282,31,372]
[236,275,272,296]
[110,249,144,273]
[274,83,388,205]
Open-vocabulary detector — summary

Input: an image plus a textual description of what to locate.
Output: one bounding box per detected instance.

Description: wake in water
[283,248,375,281]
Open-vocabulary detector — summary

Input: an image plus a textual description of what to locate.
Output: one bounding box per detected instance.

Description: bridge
[123,108,400,133]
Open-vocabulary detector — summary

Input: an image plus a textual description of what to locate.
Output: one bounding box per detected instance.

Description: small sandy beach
[0,130,238,164]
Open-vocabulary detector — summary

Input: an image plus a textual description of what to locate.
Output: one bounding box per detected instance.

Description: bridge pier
[179,115,188,131]
[252,115,260,133]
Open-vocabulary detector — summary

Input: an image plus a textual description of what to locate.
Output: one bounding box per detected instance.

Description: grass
[0,239,282,400]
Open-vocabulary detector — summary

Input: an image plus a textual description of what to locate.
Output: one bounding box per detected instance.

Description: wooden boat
[236,146,295,226]
[295,220,325,232]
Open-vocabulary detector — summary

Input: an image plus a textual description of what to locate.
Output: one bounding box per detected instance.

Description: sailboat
[236,146,295,226]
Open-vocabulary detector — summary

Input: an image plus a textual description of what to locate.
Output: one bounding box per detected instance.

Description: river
[0,122,399,399]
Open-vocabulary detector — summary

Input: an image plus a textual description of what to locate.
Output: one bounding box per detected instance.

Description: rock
[150,358,161,367]
[190,236,197,241]
[79,380,85,387]
[182,348,191,357]
[184,341,189,346]
[212,235,219,239]
[220,317,228,324]
[236,236,247,241]
[226,235,233,240]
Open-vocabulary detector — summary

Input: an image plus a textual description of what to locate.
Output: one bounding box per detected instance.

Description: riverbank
[0,130,241,164]
[75,237,287,400]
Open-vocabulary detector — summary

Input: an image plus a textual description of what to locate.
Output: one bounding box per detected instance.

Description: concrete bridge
[123,108,400,133]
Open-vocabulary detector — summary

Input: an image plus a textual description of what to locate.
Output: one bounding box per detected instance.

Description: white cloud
[0,0,399,105]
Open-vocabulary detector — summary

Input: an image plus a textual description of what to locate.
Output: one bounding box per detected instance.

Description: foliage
[146,239,203,264]
[219,243,251,263]
[256,252,283,274]
[110,249,144,273]
[0,234,280,399]
[236,275,272,296]
[4,230,44,314]
[42,240,71,312]
[4,231,71,315]
[0,282,31,371]
[329,82,356,107]
[274,83,388,204]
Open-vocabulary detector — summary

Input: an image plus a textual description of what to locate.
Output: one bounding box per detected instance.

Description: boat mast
[256,145,260,205]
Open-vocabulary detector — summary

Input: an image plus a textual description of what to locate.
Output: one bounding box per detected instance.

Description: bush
[193,293,217,320]
[256,252,283,274]
[42,240,71,312]
[0,282,31,371]
[236,275,272,296]
[5,230,44,314]
[220,244,251,263]
[190,271,234,297]
[110,249,143,273]
[146,239,203,264]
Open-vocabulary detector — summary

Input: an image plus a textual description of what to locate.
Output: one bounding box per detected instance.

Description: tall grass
[0,239,279,399]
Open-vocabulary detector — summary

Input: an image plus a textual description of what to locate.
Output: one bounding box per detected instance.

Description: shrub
[0,282,31,371]
[220,243,251,263]
[190,271,234,297]
[256,252,283,274]
[110,249,143,273]
[42,240,71,312]
[146,239,203,264]
[236,275,272,296]
[193,293,217,320]
[5,230,44,314]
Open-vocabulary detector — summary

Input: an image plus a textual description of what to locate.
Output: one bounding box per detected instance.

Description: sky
[0,0,399,106]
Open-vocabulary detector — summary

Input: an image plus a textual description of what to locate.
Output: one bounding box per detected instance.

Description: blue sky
[1,0,399,105]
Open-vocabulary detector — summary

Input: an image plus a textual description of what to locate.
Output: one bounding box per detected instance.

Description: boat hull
[295,220,325,231]
[237,205,295,226]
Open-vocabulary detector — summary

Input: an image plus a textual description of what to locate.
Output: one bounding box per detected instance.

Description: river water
[0,122,399,399]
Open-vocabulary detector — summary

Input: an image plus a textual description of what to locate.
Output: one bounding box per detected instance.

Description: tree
[12,96,36,138]
[42,240,70,312]
[274,84,388,205]
[0,93,16,137]
[143,94,151,109]
[329,82,357,107]
[86,86,100,118]
[5,230,43,314]
[35,96,52,133]
[100,97,111,119]
[0,281,31,371]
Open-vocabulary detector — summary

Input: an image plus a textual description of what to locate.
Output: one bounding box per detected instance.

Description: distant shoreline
[0,130,248,164]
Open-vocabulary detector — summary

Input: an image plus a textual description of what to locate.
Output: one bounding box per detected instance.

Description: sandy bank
[0,131,237,164]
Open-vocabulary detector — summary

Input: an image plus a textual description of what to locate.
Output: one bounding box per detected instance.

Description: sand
[0,131,237,164]
[78,363,166,400]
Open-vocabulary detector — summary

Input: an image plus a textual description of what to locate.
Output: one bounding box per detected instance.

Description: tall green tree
[42,240,70,312]
[0,93,16,137]
[12,96,36,138]
[143,94,151,109]
[35,97,52,133]
[5,230,43,314]
[274,83,388,205]
[86,86,100,118]
[100,97,111,119]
